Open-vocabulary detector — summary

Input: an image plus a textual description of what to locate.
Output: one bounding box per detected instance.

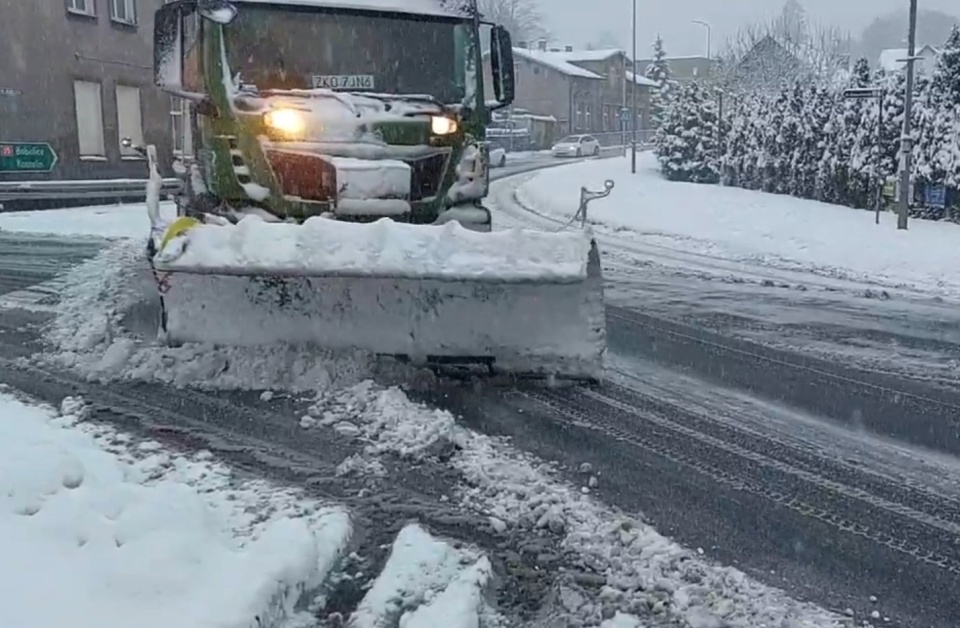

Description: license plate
[311,74,375,90]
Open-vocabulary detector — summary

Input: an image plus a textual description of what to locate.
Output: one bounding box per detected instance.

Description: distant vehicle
[551,134,601,158]
[489,147,507,168]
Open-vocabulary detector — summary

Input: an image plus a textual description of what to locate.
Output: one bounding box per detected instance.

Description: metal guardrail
[0,178,182,203]
[0,139,654,209]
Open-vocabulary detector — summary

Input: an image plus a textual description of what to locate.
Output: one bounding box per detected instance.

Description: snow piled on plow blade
[152,216,606,381]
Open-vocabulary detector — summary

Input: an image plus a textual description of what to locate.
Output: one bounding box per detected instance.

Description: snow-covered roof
[626,71,659,88]
[231,0,473,18]
[560,48,624,62]
[635,54,710,62]
[877,44,940,72]
[512,48,603,79]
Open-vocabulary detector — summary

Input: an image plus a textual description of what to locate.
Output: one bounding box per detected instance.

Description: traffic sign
[0,142,58,173]
[620,107,630,121]
[843,87,881,99]
[925,183,946,208]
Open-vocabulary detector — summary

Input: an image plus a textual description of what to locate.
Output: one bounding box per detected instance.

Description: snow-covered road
[491,152,960,389]
[3,156,960,626]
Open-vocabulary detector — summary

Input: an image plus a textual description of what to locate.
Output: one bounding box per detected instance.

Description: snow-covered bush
[655,82,721,184]
[657,26,960,222]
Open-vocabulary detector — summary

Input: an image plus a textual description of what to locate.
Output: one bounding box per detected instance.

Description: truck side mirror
[489,25,515,111]
[154,2,185,90]
[154,2,217,114]
[197,0,237,24]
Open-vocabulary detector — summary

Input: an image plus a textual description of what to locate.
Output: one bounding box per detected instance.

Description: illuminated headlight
[431,116,458,135]
[264,108,306,137]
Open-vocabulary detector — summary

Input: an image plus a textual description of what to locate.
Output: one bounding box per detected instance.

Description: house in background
[878,45,940,75]
[634,55,719,84]
[0,0,173,182]
[483,40,659,142]
[730,35,802,91]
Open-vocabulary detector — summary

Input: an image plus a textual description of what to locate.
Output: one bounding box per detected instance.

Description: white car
[489,147,507,168]
[551,134,601,158]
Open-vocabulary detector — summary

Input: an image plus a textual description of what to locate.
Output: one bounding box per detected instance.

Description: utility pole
[631,0,637,173]
[897,0,918,230]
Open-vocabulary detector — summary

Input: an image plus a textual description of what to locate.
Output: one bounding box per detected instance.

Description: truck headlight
[431,116,458,135]
[264,108,306,137]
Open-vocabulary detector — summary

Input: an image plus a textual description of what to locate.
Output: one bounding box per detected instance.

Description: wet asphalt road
[3,168,960,626]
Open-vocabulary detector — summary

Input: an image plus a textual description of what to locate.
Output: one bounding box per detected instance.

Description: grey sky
[542,0,959,57]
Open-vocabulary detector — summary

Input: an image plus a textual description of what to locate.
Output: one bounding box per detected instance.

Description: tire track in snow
[607,305,960,457]
[493,382,960,627]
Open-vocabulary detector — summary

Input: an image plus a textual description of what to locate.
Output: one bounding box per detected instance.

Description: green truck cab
[153,0,516,231]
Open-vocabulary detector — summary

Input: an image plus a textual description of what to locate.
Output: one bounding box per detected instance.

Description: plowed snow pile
[303,381,859,628]
[0,390,507,628]
[34,239,404,391]
[0,391,351,628]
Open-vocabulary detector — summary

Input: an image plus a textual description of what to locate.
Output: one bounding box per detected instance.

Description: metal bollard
[575,180,614,227]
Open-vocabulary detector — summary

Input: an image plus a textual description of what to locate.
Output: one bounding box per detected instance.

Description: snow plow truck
[145,0,606,381]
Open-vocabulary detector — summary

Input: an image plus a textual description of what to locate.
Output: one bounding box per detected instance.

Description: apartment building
[0,0,173,181]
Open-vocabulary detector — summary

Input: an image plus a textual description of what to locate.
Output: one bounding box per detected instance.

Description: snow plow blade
[150,216,606,382]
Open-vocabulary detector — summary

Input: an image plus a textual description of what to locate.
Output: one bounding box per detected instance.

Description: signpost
[843,87,884,224]
[925,183,946,210]
[0,142,58,173]
[620,107,630,156]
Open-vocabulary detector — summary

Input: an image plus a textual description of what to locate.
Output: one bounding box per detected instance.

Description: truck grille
[408,153,450,201]
[265,150,336,202]
[263,150,450,204]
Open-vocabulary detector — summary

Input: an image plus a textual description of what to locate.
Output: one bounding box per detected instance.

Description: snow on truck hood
[231,0,475,19]
[237,90,444,142]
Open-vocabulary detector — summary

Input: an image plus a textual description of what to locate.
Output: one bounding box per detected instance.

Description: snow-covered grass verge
[0,200,177,239]
[0,389,351,628]
[304,381,858,628]
[516,152,960,300]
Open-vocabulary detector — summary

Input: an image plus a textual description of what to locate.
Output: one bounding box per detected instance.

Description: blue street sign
[925,184,946,209]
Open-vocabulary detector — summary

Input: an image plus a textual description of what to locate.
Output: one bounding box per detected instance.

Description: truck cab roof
[230,0,474,19]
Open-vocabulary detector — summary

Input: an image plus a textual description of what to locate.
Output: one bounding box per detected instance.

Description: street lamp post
[897,0,919,230]
[692,20,711,59]
[631,0,637,173]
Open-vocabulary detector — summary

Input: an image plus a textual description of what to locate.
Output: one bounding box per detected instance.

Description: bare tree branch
[476,0,548,44]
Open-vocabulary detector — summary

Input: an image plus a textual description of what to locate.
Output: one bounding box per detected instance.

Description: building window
[170,97,193,156]
[110,0,137,24]
[116,85,144,159]
[73,80,105,159]
[66,0,96,16]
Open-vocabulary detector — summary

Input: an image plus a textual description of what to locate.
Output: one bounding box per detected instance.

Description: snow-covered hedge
[655,26,960,221]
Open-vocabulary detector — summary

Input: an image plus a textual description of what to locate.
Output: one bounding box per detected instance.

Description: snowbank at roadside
[516,153,960,300]
[0,201,176,239]
[0,390,351,628]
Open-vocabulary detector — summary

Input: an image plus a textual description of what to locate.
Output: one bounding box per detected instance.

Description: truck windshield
[223,7,471,105]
